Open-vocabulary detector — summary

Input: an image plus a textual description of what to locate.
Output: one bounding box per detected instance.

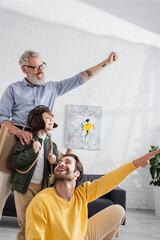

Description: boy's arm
[48,142,59,174]
[53,142,59,163]
[9,141,38,169]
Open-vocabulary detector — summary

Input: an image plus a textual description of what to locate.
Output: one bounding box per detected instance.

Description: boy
[9,105,58,240]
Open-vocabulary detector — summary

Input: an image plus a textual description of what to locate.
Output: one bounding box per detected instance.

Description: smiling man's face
[22,56,45,86]
[54,156,80,182]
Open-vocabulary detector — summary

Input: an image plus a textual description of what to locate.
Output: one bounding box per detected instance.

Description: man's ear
[75,170,80,179]
[21,66,27,74]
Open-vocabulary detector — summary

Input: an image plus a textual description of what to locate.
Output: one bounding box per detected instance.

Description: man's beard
[54,173,73,182]
[28,73,45,86]
[54,170,76,183]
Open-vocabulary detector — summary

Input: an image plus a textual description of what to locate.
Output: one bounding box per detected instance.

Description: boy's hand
[33,141,41,153]
[48,153,56,164]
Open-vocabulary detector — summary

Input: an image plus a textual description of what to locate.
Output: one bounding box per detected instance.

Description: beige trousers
[84,205,125,240]
[0,171,11,220]
[14,182,42,240]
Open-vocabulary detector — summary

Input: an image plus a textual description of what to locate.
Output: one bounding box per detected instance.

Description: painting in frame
[65,104,102,150]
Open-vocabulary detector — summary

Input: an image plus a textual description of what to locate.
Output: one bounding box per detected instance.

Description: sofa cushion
[88,198,114,218]
[2,191,17,217]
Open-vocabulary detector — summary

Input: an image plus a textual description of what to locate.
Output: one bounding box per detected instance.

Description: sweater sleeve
[84,161,137,203]
[26,199,47,240]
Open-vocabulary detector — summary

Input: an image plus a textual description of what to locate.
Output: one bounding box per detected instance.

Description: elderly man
[25,150,160,240]
[0,50,118,219]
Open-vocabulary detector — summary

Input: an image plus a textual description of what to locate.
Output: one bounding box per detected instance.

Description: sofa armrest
[110,186,126,225]
[109,186,126,210]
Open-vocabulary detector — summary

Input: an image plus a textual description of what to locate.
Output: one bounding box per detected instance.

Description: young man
[9,105,58,240]
[25,149,160,240]
[0,50,118,219]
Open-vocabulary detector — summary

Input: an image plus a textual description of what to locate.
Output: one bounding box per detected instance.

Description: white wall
[0,0,160,210]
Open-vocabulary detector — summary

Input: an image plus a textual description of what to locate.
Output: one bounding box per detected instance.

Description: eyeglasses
[23,62,46,71]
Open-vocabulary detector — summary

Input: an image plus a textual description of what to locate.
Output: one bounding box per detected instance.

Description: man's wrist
[10,126,21,136]
[133,159,139,168]
[104,59,111,66]
[1,120,19,135]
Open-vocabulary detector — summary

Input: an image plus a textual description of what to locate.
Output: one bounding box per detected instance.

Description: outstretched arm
[133,148,160,168]
[81,51,118,82]
[85,148,160,203]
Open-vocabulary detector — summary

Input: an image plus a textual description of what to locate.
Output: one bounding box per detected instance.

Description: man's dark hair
[66,153,84,185]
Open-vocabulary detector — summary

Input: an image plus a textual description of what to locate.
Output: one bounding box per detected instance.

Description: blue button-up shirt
[0,73,85,126]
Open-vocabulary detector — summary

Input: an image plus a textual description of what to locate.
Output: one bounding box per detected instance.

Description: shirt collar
[22,78,33,87]
[22,78,45,87]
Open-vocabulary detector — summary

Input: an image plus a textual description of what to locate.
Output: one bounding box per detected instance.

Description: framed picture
[65,104,102,150]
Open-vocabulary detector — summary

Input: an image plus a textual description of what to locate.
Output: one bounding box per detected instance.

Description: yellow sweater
[26,161,137,240]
